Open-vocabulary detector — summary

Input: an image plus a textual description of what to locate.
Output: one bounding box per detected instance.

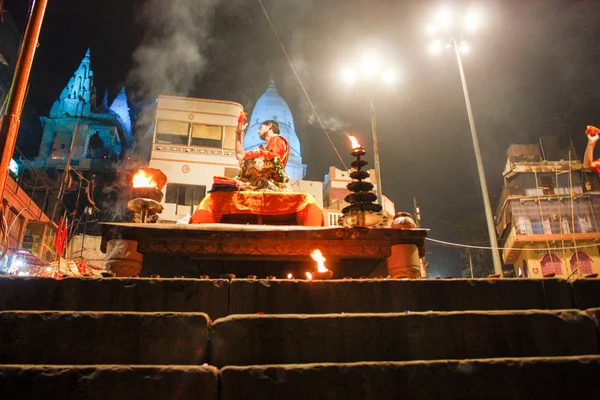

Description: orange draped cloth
[266,135,289,167]
[189,191,324,226]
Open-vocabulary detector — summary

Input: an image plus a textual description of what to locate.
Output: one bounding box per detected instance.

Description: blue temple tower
[35,49,131,172]
[243,77,306,180]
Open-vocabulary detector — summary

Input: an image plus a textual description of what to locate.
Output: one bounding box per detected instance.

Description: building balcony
[502,225,600,264]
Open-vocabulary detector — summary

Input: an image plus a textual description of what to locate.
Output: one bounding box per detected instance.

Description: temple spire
[49,48,95,117]
[267,75,277,91]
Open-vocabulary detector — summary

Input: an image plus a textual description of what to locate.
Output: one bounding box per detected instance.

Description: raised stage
[101,223,428,279]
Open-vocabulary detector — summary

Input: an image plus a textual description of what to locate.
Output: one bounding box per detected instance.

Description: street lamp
[340,56,398,210]
[426,9,503,277]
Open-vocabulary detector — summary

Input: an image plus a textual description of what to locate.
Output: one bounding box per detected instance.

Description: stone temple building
[32,49,132,173]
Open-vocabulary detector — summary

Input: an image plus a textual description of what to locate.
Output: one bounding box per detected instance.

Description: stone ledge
[0,364,219,400]
[229,278,573,314]
[220,356,600,400]
[571,279,600,309]
[0,277,229,318]
[209,310,598,367]
[0,311,210,365]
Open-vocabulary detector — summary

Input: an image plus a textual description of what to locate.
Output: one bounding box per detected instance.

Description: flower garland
[237,146,290,191]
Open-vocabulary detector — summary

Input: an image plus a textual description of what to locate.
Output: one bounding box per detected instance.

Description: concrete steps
[220,356,600,400]
[1,277,599,398]
[3,276,600,313]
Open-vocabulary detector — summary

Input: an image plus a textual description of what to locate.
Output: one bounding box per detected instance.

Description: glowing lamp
[309,249,333,280]
[463,13,479,31]
[132,170,157,189]
[382,70,396,85]
[429,40,443,55]
[341,68,357,84]
[460,41,471,54]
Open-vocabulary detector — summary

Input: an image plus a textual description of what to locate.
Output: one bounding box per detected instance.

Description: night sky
[5,0,600,277]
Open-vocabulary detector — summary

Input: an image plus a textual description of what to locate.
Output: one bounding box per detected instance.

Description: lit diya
[305,249,333,280]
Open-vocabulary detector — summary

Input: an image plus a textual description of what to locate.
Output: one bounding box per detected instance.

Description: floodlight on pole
[425,10,503,277]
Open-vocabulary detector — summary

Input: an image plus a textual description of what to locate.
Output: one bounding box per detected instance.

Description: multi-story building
[496,137,600,278]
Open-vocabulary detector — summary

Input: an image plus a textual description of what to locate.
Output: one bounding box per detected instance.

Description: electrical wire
[426,236,600,252]
[257,0,348,171]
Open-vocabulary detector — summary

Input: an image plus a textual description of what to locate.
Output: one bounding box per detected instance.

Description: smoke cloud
[128,0,221,101]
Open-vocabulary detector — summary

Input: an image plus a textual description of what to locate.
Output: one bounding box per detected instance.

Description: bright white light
[463,13,479,31]
[382,70,396,85]
[341,67,357,84]
[428,39,443,55]
[460,41,471,54]
[361,57,379,77]
[11,258,24,268]
[425,24,438,35]
[438,9,453,28]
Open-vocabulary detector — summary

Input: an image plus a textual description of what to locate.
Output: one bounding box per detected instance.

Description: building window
[540,253,563,276]
[155,120,189,145]
[539,176,554,195]
[165,183,206,216]
[191,124,222,147]
[570,252,593,275]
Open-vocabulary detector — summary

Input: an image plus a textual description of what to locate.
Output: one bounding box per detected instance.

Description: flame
[310,249,328,272]
[132,170,157,188]
[287,273,293,279]
[348,135,361,149]
[306,271,313,280]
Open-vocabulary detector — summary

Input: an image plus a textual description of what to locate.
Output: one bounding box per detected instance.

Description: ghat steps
[0,277,599,399]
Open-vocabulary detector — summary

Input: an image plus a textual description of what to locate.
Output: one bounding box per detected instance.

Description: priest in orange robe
[584,125,600,173]
[235,113,289,167]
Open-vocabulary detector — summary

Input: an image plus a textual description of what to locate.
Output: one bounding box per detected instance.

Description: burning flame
[348,135,361,150]
[132,170,157,188]
[306,272,313,280]
[310,249,328,272]
[287,273,293,279]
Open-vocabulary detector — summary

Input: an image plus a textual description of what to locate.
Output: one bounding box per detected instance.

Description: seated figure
[188,112,324,226]
[235,113,291,192]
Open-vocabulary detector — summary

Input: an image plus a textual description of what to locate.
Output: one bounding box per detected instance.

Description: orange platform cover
[189,191,324,226]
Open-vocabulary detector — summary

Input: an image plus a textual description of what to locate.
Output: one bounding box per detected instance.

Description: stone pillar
[105,239,143,277]
[386,244,421,279]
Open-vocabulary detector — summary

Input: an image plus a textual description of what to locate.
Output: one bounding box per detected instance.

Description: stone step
[220,355,600,400]
[0,364,219,400]
[229,278,581,314]
[210,309,600,367]
[0,277,229,317]
[0,311,210,365]
[3,277,600,315]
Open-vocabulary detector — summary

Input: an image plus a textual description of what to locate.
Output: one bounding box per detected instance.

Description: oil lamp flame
[348,135,361,150]
[306,271,313,280]
[132,170,157,188]
[310,249,328,273]
[287,273,293,279]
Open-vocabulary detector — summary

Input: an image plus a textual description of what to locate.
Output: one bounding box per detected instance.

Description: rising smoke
[101,0,223,220]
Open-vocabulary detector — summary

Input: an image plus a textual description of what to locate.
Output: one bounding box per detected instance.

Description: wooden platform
[101,223,428,278]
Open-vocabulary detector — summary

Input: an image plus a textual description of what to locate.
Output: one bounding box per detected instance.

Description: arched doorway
[570,252,593,275]
[540,253,563,276]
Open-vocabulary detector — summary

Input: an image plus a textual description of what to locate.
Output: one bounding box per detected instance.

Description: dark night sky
[5,0,600,277]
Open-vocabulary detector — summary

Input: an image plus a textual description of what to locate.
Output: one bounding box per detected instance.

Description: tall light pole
[426,9,503,276]
[340,59,397,209]
[0,0,49,202]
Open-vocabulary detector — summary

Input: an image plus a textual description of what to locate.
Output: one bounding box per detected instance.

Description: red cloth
[266,135,289,167]
[189,191,324,226]
[595,162,600,174]
[54,217,68,257]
